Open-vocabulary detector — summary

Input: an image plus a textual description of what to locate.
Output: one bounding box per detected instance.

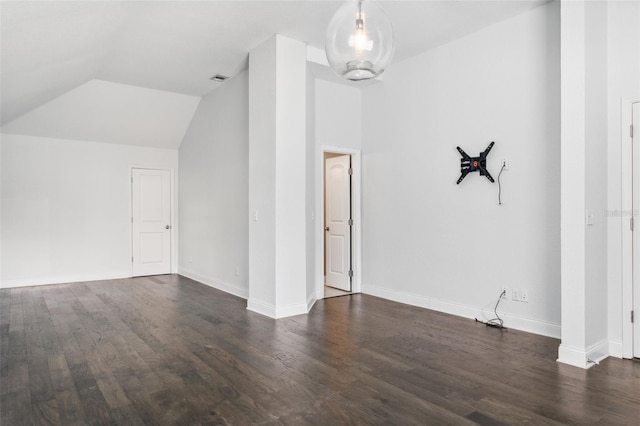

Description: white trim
[274,302,310,319]
[247,299,276,318]
[0,271,131,289]
[306,45,329,67]
[609,340,623,358]
[247,298,309,319]
[307,291,317,312]
[129,166,177,278]
[316,146,363,301]
[178,269,248,300]
[621,97,640,359]
[586,340,610,365]
[363,283,561,339]
[557,344,590,369]
[558,340,609,369]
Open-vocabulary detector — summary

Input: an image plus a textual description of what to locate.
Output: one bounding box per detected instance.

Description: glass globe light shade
[325,0,395,81]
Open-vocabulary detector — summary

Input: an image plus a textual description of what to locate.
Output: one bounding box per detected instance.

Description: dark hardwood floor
[1,275,639,425]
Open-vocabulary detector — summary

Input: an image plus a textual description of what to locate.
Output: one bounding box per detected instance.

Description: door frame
[324,153,353,292]
[129,166,177,277]
[316,146,362,299]
[621,97,639,358]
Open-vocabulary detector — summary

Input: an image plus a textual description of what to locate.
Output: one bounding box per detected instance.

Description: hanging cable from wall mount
[497,160,506,205]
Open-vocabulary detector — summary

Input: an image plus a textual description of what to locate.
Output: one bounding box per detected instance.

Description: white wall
[274,36,308,313]
[313,77,363,298]
[558,0,591,367]
[248,35,308,318]
[306,66,317,306]
[360,2,561,337]
[584,0,609,357]
[1,134,178,287]
[178,71,249,298]
[315,79,362,150]
[248,36,277,310]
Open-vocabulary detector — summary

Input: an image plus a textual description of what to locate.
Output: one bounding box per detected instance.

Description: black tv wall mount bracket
[456,141,495,184]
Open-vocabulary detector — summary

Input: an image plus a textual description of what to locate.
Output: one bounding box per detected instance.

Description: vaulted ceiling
[1,0,548,142]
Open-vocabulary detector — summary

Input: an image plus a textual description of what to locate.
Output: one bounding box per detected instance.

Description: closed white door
[633,102,640,357]
[132,168,171,277]
[325,155,352,291]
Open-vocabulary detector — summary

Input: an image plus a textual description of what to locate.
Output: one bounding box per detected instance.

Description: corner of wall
[179,269,248,300]
[557,339,609,369]
[247,298,310,319]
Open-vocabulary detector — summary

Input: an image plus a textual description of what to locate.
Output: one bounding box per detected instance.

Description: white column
[248,35,308,318]
[558,0,588,368]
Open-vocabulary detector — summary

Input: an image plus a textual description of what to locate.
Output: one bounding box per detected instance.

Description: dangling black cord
[497,163,506,205]
[487,289,506,328]
[475,289,507,330]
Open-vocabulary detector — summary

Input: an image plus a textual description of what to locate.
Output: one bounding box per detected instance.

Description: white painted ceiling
[1,79,201,148]
[1,0,548,126]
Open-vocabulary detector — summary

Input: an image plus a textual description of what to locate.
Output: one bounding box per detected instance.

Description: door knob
[165,225,171,230]
[324,226,330,231]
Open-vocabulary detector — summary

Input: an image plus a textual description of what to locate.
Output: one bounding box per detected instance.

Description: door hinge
[631,218,634,231]
[131,217,134,223]
[348,218,353,226]
[632,310,635,323]
[348,270,353,278]
[348,167,353,176]
[631,124,634,138]
[131,256,134,263]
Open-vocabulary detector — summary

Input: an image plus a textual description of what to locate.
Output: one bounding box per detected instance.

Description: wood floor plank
[31,398,62,426]
[2,275,640,425]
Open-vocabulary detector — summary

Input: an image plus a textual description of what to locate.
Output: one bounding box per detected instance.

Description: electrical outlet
[521,290,529,303]
[512,288,521,301]
[501,286,510,299]
[501,158,509,170]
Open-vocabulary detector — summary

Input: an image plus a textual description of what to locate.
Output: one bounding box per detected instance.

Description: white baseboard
[307,292,317,312]
[179,269,313,319]
[178,269,248,299]
[275,301,309,319]
[362,283,561,339]
[246,298,276,318]
[608,340,623,358]
[1,271,131,289]
[557,339,609,369]
[246,298,309,319]
[587,340,610,365]
[557,344,590,368]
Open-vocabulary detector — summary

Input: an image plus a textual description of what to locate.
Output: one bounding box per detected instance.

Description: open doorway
[623,102,640,358]
[324,152,352,298]
[319,147,362,299]
[621,97,640,359]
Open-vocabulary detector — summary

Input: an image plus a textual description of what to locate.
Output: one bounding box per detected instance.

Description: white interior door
[132,168,171,277]
[633,102,640,357]
[325,155,352,291]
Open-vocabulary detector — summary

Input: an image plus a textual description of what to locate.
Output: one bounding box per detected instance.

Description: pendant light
[325,0,395,81]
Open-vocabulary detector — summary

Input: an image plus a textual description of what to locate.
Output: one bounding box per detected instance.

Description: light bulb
[325,0,394,81]
[349,29,373,52]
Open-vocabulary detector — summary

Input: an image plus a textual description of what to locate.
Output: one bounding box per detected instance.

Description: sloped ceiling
[1,79,200,149]
[0,0,548,145]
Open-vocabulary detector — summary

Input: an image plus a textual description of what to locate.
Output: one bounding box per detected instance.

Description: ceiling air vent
[210,74,229,82]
